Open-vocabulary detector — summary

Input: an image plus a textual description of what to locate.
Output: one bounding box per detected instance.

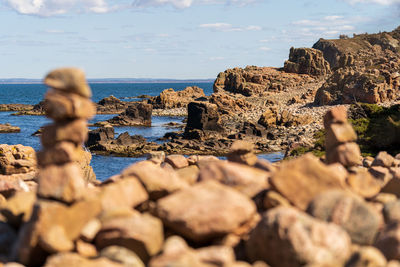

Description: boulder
[151,86,205,109]
[346,169,381,198]
[86,126,115,147]
[43,252,124,267]
[44,68,92,98]
[283,47,331,76]
[270,154,344,210]
[100,246,145,267]
[95,211,164,263]
[227,140,258,166]
[41,119,88,148]
[0,191,36,228]
[155,180,256,242]
[107,103,152,126]
[164,155,189,169]
[307,190,380,245]
[96,95,131,114]
[0,123,20,133]
[36,142,83,166]
[372,151,395,168]
[326,142,361,167]
[0,144,36,175]
[185,102,223,132]
[246,206,351,267]
[258,107,277,128]
[375,222,400,260]
[345,246,387,267]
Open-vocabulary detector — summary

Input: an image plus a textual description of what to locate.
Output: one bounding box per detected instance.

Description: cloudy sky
[0,0,399,79]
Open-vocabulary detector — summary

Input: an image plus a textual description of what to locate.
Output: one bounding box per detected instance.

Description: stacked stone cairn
[324,106,361,167]
[36,68,96,203]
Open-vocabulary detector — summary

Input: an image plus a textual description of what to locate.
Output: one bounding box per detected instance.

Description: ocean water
[0,83,283,181]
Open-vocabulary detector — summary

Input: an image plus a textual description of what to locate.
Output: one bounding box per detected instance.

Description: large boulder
[155,180,256,242]
[107,103,152,126]
[96,95,132,114]
[185,102,223,132]
[0,144,36,175]
[151,86,205,109]
[246,206,352,267]
[283,47,331,76]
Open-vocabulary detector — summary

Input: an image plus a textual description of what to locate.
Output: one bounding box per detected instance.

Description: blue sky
[0,0,399,79]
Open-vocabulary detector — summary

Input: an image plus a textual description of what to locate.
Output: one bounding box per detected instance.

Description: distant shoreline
[0,79,214,84]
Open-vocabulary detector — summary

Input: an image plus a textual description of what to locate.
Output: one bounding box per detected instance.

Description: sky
[0,0,399,79]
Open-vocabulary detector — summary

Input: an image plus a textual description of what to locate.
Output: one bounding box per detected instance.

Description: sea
[0,82,283,181]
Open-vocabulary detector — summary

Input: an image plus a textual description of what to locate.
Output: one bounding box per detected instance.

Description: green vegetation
[286,129,325,158]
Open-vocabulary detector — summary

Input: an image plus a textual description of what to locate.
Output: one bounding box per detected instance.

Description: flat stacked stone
[37,68,96,203]
[324,106,361,167]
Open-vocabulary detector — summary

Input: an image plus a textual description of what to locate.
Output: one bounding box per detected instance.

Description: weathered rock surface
[284,47,331,76]
[0,123,20,133]
[0,144,36,175]
[156,180,256,242]
[107,103,152,126]
[96,95,134,114]
[185,102,223,133]
[150,86,205,109]
[246,206,352,267]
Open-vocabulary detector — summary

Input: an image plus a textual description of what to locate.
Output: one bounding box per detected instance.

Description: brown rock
[43,252,124,267]
[0,123,20,133]
[176,165,199,185]
[185,102,223,132]
[107,103,152,126]
[270,154,344,210]
[44,90,95,121]
[146,151,166,165]
[323,106,348,129]
[97,177,148,212]
[0,222,17,257]
[307,190,380,245]
[347,169,381,198]
[37,162,86,203]
[44,68,92,98]
[372,151,395,168]
[258,107,277,128]
[121,161,188,200]
[80,218,101,242]
[326,142,361,167]
[41,119,88,148]
[375,222,400,260]
[263,190,291,209]
[345,246,386,267]
[156,180,256,242]
[151,86,205,109]
[95,211,164,263]
[36,142,82,167]
[196,245,235,266]
[76,240,98,258]
[0,144,36,175]
[0,191,36,227]
[382,167,400,197]
[227,140,258,166]
[246,206,351,267]
[198,161,269,198]
[100,246,145,267]
[165,155,189,169]
[283,47,331,76]
[325,123,357,149]
[369,166,393,185]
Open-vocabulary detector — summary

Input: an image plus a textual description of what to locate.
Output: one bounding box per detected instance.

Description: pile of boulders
[283,47,331,76]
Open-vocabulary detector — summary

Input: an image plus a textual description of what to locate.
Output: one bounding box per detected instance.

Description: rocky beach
[1,25,400,266]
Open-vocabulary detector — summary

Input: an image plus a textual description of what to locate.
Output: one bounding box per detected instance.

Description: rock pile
[283,47,331,76]
[324,106,361,166]
[106,102,152,126]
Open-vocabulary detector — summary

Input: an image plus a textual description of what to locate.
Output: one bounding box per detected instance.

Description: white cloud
[344,0,400,5]
[199,22,262,32]
[133,0,258,8]
[4,0,110,16]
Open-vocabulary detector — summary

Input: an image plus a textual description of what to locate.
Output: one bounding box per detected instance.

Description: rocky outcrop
[314,68,400,105]
[283,47,331,76]
[209,92,253,115]
[185,102,223,133]
[0,104,33,112]
[0,144,36,176]
[96,95,134,114]
[0,123,20,133]
[213,66,318,96]
[107,103,152,126]
[12,101,45,115]
[150,86,205,109]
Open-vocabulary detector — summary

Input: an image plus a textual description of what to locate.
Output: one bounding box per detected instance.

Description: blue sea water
[0,82,283,181]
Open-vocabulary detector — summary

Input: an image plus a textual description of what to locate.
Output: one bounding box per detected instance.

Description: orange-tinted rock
[326,142,361,167]
[156,180,256,242]
[44,68,92,98]
[107,103,152,126]
[258,107,277,127]
[345,246,387,267]
[347,169,381,198]
[100,246,145,267]
[36,142,82,167]
[0,191,36,228]
[198,161,269,198]
[43,252,124,267]
[372,151,395,168]
[307,190,380,245]
[227,140,258,166]
[0,144,36,175]
[164,155,189,169]
[270,154,344,210]
[375,222,400,260]
[95,212,163,263]
[382,167,400,197]
[121,161,188,200]
[369,166,393,185]
[176,165,199,185]
[44,90,95,121]
[325,123,357,149]
[151,86,205,109]
[323,106,348,129]
[76,240,97,258]
[37,162,86,203]
[41,119,88,148]
[283,47,331,76]
[246,206,351,267]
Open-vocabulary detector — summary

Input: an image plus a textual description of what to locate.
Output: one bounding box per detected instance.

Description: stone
[263,190,291,209]
[323,106,348,129]
[97,177,148,212]
[0,123,20,133]
[258,107,277,128]
[369,166,393,185]
[375,222,400,260]
[156,180,256,242]
[307,190,380,245]
[227,140,258,166]
[196,246,236,266]
[383,168,400,197]
[95,211,164,263]
[37,162,86,203]
[80,219,102,242]
[198,161,269,198]
[44,67,92,98]
[383,201,400,224]
[96,95,131,114]
[270,154,344,210]
[150,86,205,109]
[146,151,166,164]
[0,191,36,228]
[325,123,357,149]
[176,165,199,185]
[326,142,361,167]
[76,240,98,258]
[41,119,88,148]
[345,246,386,267]
[0,144,36,175]
[107,103,152,126]
[121,161,188,200]
[36,142,82,167]
[347,169,381,199]
[43,252,124,267]
[86,126,115,147]
[100,246,145,267]
[165,155,189,169]
[185,102,223,132]
[283,47,331,76]
[372,151,395,168]
[44,90,95,121]
[245,206,351,267]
